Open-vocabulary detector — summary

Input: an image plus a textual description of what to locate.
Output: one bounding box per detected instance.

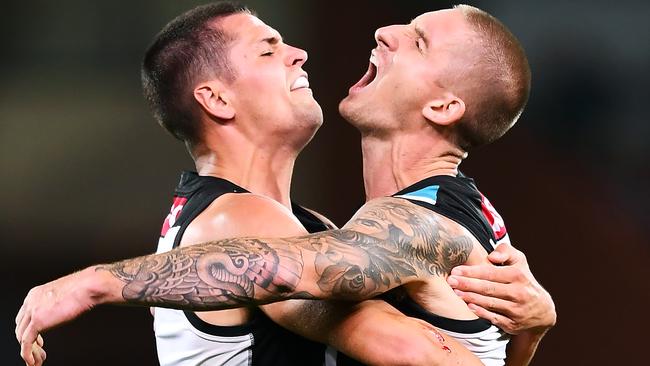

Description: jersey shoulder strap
[160,171,249,249]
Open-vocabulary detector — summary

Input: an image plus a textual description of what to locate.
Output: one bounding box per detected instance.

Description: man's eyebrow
[413,23,429,46]
[259,35,281,45]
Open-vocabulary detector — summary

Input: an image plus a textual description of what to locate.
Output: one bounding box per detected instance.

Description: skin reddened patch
[429,328,452,353]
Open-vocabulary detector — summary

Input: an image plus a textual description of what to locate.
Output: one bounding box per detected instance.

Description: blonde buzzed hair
[450,4,531,150]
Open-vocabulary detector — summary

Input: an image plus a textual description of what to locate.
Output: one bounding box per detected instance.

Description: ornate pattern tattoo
[97,239,303,309]
[97,197,473,309]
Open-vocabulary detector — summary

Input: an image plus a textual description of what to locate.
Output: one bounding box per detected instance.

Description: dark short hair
[450,5,531,151]
[141,2,251,146]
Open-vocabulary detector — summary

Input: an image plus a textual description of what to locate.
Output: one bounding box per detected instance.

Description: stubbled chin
[338,95,352,118]
[338,95,363,127]
[297,103,323,128]
[339,88,359,108]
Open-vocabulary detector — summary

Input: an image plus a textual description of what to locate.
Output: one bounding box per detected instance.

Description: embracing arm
[15,197,473,359]
[98,197,472,308]
[263,299,483,366]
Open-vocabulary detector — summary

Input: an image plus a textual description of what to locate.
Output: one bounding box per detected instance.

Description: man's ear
[193,82,235,120]
[422,94,465,126]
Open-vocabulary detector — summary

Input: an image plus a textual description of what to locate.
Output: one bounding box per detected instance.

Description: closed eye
[415,38,424,52]
[413,23,429,52]
[261,51,274,56]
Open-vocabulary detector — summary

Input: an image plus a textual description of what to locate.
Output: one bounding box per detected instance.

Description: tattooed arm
[98,196,472,308]
[15,197,473,353]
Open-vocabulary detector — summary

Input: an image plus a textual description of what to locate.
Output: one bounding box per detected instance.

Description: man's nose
[374,25,400,51]
[287,45,308,67]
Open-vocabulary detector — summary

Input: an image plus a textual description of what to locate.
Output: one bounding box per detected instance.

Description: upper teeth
[291,76,309,90]
[370,51,377,66]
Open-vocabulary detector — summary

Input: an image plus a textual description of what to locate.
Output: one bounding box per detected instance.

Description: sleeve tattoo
[97,198,474,310]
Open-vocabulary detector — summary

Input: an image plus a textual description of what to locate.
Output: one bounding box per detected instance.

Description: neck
[360,133,465,201]
[192,139,297,209]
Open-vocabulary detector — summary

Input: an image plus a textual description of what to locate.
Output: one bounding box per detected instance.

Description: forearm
[92,236,318,310]
[270,299,483,366]
[505,331,546,366]
[330,302,483,366]
[91,229,431,310]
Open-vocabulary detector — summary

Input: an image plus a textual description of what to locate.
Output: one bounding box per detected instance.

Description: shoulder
[345,197,480,273]
[181,193,308,245]
[349,196,471,236]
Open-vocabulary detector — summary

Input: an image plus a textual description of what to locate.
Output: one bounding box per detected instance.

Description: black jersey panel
[393,174,497,253]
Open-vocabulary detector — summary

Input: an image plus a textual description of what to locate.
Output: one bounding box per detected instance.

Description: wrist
[527,287,557,336]
[81,265,123,305]
[519,325,549,341]
[507,331,545,366]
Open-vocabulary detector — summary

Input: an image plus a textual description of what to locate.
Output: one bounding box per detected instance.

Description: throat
[361,137,406,200]
[361,135,464,201]
[194,148,296,209]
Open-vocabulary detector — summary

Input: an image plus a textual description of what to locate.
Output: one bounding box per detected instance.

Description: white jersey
[152,172,328,366]
[440,325,509,366]
[153,175,254,365]
[154,307,253,366]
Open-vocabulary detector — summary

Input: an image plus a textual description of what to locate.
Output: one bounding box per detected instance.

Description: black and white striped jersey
[154,171,328,366]
[332,173,511,366]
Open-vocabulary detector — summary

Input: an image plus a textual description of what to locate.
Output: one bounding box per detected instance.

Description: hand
[24,335,46,366]
[447,243,556,335]
[16,267,104,365]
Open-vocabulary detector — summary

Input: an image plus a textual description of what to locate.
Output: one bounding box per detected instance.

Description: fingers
[21,338,35,366]
[17,295,40,366]
[449,265,517,286]
[466,303,520,335]
[489,243,526,266]
[30,343,47,366]
[16,309,31,344]
[487,243,511,264]
[453,289,516,316]
[16,302,25,326]
[448,275,510,298]
[20,323,40,365]
[16,301,27,342]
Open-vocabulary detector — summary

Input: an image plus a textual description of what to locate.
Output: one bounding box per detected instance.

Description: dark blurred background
[2,0,648,365]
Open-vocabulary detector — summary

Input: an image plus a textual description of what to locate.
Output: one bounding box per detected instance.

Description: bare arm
[262,299,483,366]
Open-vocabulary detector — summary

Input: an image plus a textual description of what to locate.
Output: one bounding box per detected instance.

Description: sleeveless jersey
[154,171,328,366]
[330,173,510,366]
